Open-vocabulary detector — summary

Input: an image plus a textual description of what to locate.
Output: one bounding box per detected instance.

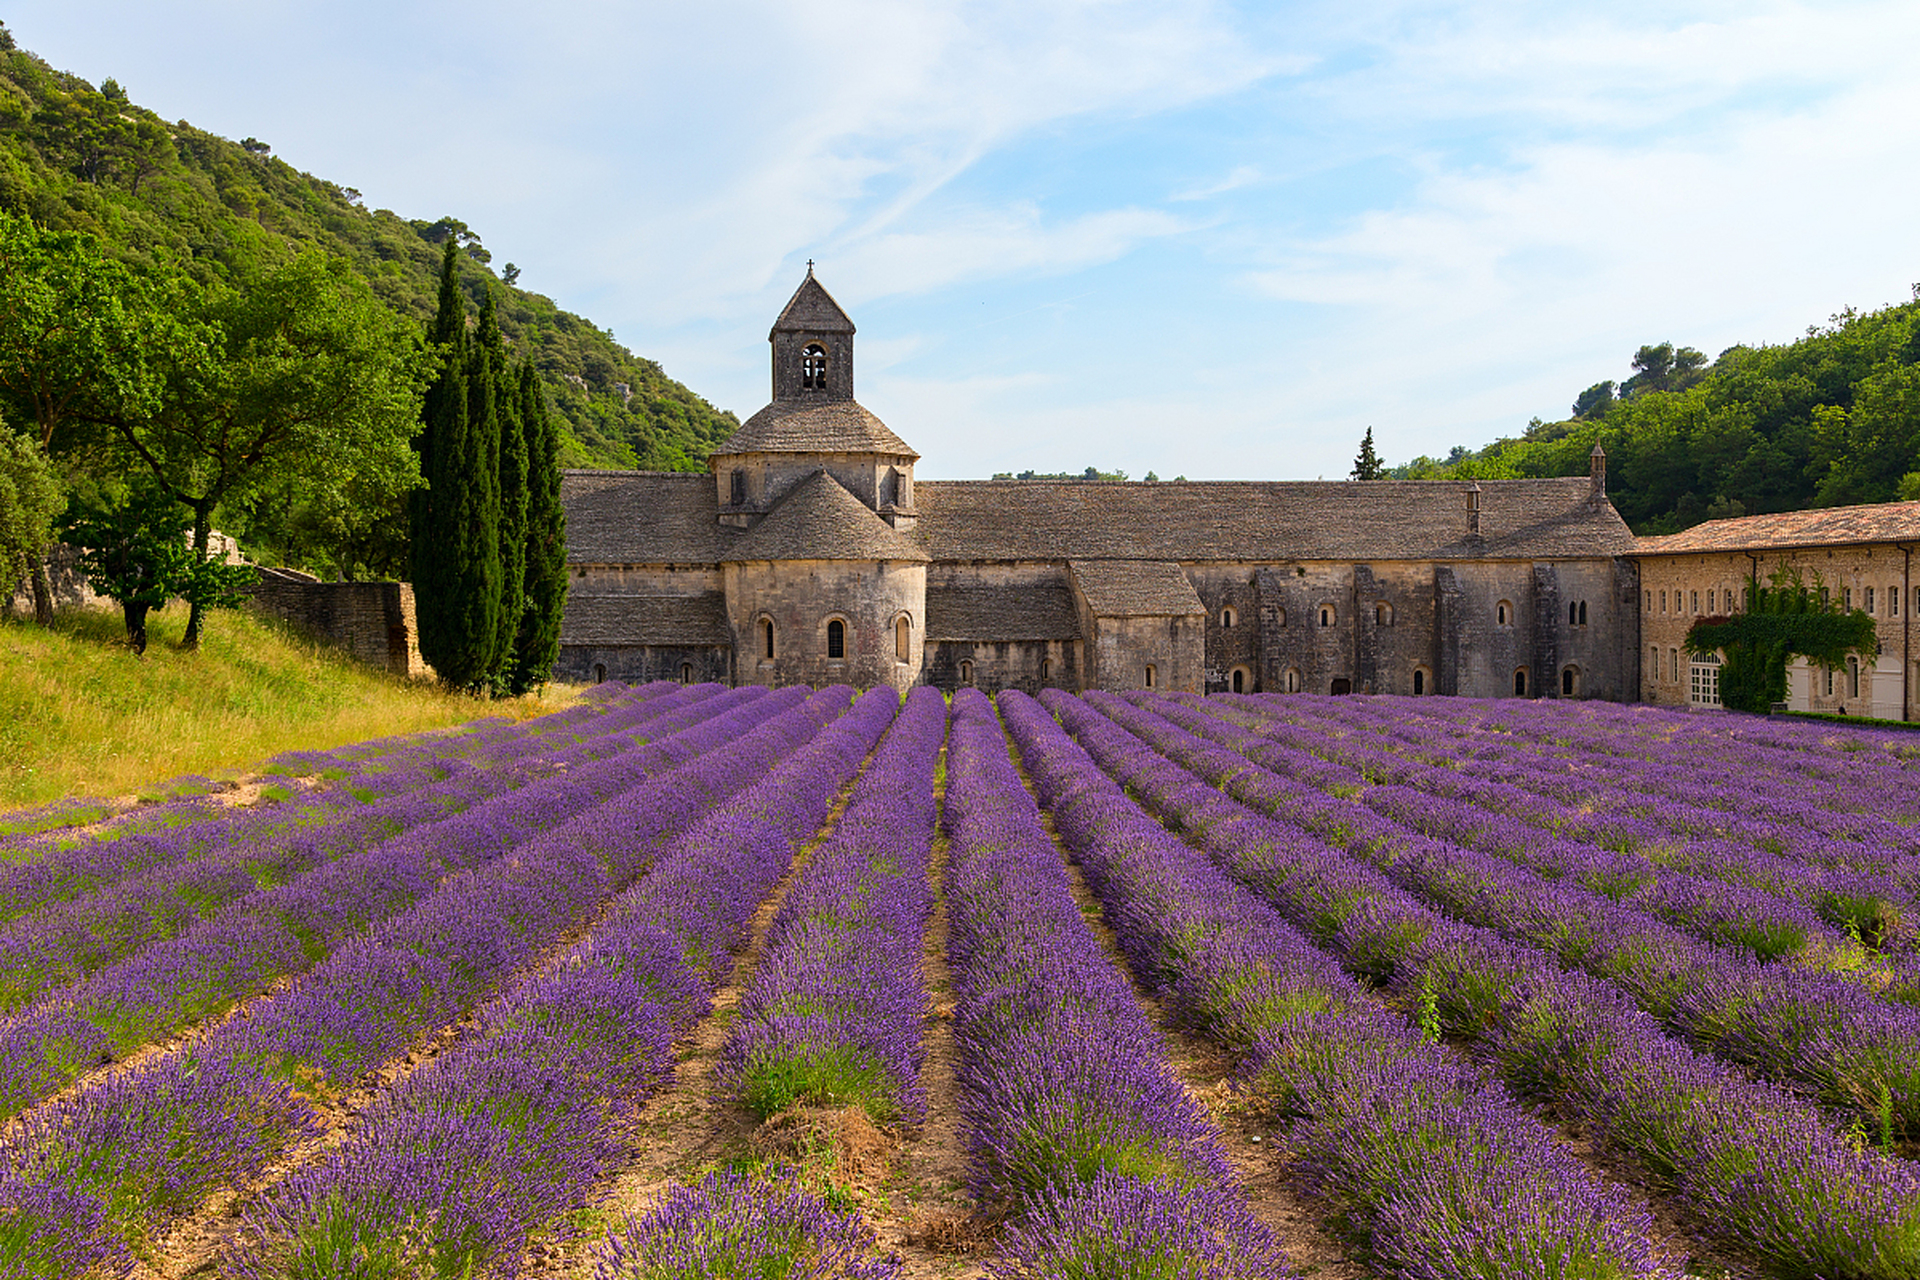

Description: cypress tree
[477,286,527,690]
[511,358,566,692]
[413,240,502,691]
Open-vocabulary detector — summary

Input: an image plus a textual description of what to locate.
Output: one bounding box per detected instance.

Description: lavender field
[3,683,1919,1280]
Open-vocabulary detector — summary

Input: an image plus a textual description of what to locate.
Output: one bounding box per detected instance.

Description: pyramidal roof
[713,399,917,458]
[720,470,930,563]
[771,270,855,336]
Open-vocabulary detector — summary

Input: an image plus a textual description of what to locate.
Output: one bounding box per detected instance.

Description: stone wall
[924,638,1080,694]
[247,570,429,678]
[1640,545,1915,720]
[724,557,925,695]
[555,644,730,686]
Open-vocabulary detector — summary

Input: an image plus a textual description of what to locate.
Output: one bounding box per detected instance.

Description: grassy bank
[1,605,580,811]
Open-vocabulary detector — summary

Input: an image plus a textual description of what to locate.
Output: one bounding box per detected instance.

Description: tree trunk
[29,556,53,627]
[125,600,149,656]
[183,501,213,649]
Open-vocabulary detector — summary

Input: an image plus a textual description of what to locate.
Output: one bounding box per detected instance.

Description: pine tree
[476,286,526,690]
[511,359,566,692]
[1350,426,1384,480]
[412,240,501,690]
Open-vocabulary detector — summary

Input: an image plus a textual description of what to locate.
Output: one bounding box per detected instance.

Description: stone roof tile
[1635,500,1920,556]
[559,593,731,646]
[924,584,1081,641]
[560,471,736,564]
[771,274,855,335]
[909,477,1634,561]
[712,400,917,458]
[1070,560,1206,617]
[720,470,930,563]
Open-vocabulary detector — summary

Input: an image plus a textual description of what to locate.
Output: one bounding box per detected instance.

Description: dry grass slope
[0,606,578,810]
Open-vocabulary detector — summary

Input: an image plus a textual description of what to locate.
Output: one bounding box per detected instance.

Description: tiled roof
[720,470,930,563]
[559,593,731,646]
[1635,500,1920,556]
[560,471,738,564]
[1070,560,1206,617]
[772,274,855,335]
[713,399,917,458]
[909,477,1634,561]
[924,584,1081,641]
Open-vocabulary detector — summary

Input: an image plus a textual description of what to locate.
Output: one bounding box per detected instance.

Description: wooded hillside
[1390,293,1920,534]
[0,30,735,475]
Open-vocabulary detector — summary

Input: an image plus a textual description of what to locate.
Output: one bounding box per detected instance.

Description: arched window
[1040,657,1052,684]
[680,662,693,684]
[1319,604,1335,628]
[762,618,775,660]
[593,663,606,684]
[1496,601,1512,627]
[1514,668,1528,697]
[729,469,746,506]
[801,343,828,390]
[1222,607,1236,628]
[960,659,975,687]
[827,618,846,660]
[1561,666,1576,697]
[1284,667,1301,693]
[1578,600,1588,625]
[1848,655,1860,698]
[1412,668,1426,695]
[1569,601,1579,626]
[895,615,912,663]
[1330,677,1353,695]
[1144,664,1157,688]
[1275,607,1287,627]
[1651,646,1659,680]
[1231,668,1245,693]
[1375,602,1393,627]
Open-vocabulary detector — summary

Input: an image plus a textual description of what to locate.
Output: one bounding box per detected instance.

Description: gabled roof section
[926,584,1081,641]
[560,593,731,646]
[561,470,738,564]
[720,470,930,563]
[1635,500,1920,556]
[713,399,917,458]
[909,477,1635,561]
[771,272,855,336]
[1071,560,1206,617]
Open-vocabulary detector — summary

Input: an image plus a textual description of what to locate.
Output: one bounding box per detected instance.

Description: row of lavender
[1004,690,1666,1278]
[228,687,901,1279]
[0,684,859,1278]
[1070,691,1920,1278]
[0,680,684,933]
[1136,692,1920,1142]
[939,689,1287,1278]
[0,682,774,1120]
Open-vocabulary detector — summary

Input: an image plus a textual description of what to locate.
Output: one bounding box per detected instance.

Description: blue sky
[10,1,1918,479]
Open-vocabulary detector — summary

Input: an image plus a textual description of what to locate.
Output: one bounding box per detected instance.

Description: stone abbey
[556,271,1920,717]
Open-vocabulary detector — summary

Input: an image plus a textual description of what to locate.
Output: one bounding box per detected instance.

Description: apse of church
[557,271,1644,700]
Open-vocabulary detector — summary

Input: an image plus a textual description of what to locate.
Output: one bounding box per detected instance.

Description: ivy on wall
[1685,568,1880,713]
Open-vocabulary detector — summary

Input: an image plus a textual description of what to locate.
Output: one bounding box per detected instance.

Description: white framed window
[1689,655,1722,707]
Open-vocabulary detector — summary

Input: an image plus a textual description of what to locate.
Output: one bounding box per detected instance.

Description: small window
[1497,601,1512,627]
[1578,600,1588,625]
[801,342,828,390]
[1144,664,1157,688]
[1866,587,1876,614]
[1826,665,1835,697]
[1659,591,1667,614]
[730,469,746,506]
[1230,668,1245,693]
[1670,649,1679,684]
[960,659,975,687]
[1412,668,1426,695]
[1893,587,1902,617]
[1690,655,1722,707]
[1284,667,1301,693]
[1570,601,1579,626]
[895,615,912,662]
[593,663,606,684]
[1690,590,1698,613]
[1331,677,1353,696]
[1375,602,1393,626]
[827,618,846,660]
[1561,666,1576,697]
[1844,587,1852,609]
[1514,668,1528,697]
[762,618,776,660]
[1040,657,1051,684]
[1319,604,1335,628]
[1222,607,1236,628]
[1849,655,1860,698]
[1644,590,1652,611]
[680,662,693,684]
[1275,607,1287,627]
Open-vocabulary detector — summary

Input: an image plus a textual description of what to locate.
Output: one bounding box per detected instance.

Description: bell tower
[770,263,855,402]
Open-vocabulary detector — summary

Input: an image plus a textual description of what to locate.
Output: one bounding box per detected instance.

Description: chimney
[1466,482,1481,538]
[1589,443,1608,505]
